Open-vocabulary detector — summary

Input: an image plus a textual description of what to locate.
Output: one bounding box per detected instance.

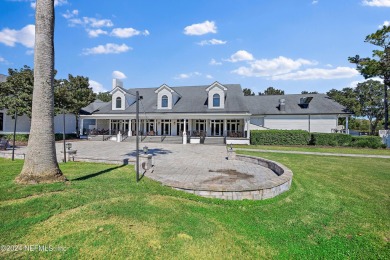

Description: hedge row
[0,133,78,142]
[250,130,385,149]
[250,130,311,146]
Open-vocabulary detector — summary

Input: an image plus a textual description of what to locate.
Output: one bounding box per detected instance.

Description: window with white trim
[213,94,220,107]
[162,95,168,108]
[116,97,122,108]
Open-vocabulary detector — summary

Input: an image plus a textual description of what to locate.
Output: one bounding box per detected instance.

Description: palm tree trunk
[17,0,66,184]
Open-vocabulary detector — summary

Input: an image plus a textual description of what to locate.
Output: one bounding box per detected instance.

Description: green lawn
[234,144,390,156]
[0,155,389,259]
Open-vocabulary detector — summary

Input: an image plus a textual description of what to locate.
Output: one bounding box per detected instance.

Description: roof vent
[299,96,313,109]
[279,98,286,111]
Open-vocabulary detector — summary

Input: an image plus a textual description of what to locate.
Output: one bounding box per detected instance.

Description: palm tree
[16,0,66,184]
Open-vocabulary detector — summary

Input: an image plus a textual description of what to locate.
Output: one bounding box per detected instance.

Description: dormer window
[116,97,122,108]
[162,95,168,108]
[155,84,181,109]
[213,94,220,107]
[206,81,227,109]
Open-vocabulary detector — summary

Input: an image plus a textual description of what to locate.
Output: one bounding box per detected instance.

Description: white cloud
[362,0,390,7]
[89,80,107,93]
[0,24,35,48]
[209,58,222,65]
[197,38,227,46]
[379,20,390,28]
[312,0,319,4]
[83,17,113,28]
[271,67,359,80]
[325,64,333,67]
[82,43,131,55]
[206,74,213,79]
[184,20,217,36]
[174,72,202,79]
[112,70,127,79]
[31,0,68,9]
[62,9,79,19]
[0,56,8,64]
[87,29,108,38]
[65,15,113,28]
[232,56,317,77]
[111,28,146,38]
[227,50,254,63]
[349,77,383,88]
[54,0,68,6]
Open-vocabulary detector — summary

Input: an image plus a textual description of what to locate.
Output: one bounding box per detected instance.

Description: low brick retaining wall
[174,154,293,200]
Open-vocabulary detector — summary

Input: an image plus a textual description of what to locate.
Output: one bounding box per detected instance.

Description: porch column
[245,119,250,139]
[346,116,349,134]
[183,119,187,144]
[143,119,146,135]
[109,119,112,135]
[128,119,132,136]
[80,118,84,136]
[223,119,227,137]
[206,119,210,137]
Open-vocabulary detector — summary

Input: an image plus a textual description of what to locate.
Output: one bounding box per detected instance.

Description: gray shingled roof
[244,94,350,115]
[93,84,250,115]
[82,85,350,116]
[81,99,110,114]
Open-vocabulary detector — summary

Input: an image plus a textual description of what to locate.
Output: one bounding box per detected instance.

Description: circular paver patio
[3,141,292,200]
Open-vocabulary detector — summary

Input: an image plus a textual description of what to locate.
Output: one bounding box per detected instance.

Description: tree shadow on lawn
[71,164,128,181]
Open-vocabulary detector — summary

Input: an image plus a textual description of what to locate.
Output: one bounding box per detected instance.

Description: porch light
[143,146,148,154]
[66,143,72,150]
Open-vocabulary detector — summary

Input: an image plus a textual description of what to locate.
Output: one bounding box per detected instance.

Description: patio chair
[0,138,9,150]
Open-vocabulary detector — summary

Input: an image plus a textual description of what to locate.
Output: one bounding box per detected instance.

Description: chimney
[279,98,286,111]
[112,78,123,89]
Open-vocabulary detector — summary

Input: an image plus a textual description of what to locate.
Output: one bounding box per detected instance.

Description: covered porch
[79,114,251,143]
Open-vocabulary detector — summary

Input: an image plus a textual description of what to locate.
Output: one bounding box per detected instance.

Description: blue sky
[0,0,389,94]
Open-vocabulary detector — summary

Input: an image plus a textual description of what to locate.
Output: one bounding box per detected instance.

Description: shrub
[250,130,311,145]
[310,133,353,146]
[351,136,385,149]
[0,134,29,142]
[0,133,78,142]
[54,133,78,141]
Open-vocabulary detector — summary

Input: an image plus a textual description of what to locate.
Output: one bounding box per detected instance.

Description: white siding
[310,115,337,133]
[0,109,76,134]
[264,114,338,133]
[264,115,309,131]
[53,114,77,134]
[249,116,266,130]
[1,111,31,133]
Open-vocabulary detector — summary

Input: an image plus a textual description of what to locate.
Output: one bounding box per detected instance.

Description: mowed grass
[0,154,389,259]
[234,144,390,156]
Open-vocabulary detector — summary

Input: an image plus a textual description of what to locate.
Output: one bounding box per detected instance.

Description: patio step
[203,137,225,145]
[124,136,183,144]
[87,135,113,141]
